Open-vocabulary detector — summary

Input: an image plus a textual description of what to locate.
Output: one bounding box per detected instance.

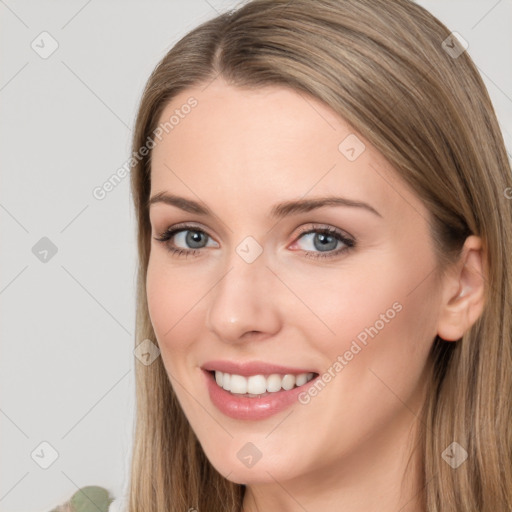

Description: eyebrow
[148,192,382,218]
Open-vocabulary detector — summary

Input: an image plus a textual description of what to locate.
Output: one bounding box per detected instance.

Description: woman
[124,0,512,510]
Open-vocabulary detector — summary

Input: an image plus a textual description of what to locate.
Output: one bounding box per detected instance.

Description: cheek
[279,258,439,460]
[273,256,405,346]
[329,291,435,385]
[284,250,439,387]
[145,254,208,362]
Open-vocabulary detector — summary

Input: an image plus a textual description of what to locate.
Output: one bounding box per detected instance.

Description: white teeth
[230,374,247,394]
[282,374,296,390]
[213,370,315,395]
[248,375,267,394]
[222,373,231,391]
[266,374,283,392]
[295,373,308,386]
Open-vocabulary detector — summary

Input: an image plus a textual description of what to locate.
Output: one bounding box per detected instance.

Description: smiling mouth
[208,370,318,397]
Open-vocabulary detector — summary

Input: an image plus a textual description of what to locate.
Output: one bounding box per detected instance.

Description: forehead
[150,79,424,221]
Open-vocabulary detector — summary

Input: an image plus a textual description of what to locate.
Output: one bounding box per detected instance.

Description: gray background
[1,1,511,511]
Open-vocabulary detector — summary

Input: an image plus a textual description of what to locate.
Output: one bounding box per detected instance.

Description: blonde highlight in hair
[128,1,512,510]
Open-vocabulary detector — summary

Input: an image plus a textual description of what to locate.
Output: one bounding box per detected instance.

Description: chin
[199,437,303,485]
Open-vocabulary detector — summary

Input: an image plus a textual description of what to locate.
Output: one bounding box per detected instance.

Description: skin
[146,78,485,512]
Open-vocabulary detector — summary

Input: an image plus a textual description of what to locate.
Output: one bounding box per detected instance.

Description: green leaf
[51,486,114,512]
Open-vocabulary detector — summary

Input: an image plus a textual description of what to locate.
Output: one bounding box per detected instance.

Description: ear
[436,235,486,342]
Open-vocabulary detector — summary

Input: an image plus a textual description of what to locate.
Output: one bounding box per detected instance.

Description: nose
[205,251,282,344]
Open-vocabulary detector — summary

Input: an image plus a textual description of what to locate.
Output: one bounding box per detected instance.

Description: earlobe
[436,235,486,342]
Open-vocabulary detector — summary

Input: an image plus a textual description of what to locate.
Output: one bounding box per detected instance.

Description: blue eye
[173,230,211,249]
[293,226,355,259]
[154,226,218,256]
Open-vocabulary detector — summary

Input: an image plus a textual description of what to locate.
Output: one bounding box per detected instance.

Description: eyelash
[295,225,355,259]
[153,223,355,260]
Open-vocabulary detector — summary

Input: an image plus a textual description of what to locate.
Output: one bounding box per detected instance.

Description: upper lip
[201,360,318,376]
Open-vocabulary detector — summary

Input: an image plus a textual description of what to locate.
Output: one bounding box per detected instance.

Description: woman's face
[147,79,443,485]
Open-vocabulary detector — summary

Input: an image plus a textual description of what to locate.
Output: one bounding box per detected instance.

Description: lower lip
[203,370,318,420]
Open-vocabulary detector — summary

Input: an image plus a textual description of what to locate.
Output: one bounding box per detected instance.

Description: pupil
[314,233,337,252]
[186,231,206,248]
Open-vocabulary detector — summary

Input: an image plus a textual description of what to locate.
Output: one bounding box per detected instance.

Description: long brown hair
[128,0,512,510]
